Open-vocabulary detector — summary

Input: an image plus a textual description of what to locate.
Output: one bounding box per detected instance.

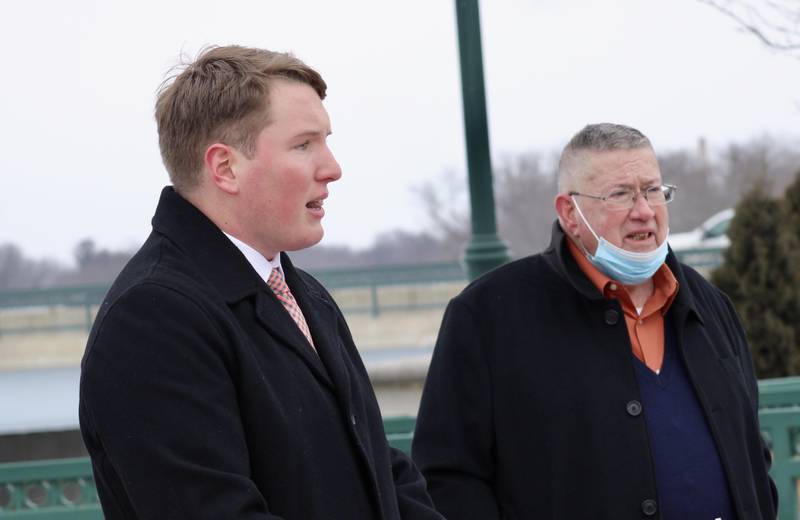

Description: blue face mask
[572,197,668,285]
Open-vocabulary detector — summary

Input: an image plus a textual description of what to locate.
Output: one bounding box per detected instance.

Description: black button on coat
[627,400,643,417]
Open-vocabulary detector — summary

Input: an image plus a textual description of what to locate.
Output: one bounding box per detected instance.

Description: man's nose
[319,145,342,182]
[630,191,656,218]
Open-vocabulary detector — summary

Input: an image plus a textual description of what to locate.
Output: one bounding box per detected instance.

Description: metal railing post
[370,284,380,317]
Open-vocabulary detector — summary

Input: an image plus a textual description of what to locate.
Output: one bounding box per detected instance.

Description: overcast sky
[2,0,798,266]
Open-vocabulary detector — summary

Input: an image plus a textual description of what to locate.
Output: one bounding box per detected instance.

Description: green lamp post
[454,0,511,280]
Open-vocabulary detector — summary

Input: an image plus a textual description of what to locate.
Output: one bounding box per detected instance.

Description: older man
[79,45,442,520]
[412,123,777,519]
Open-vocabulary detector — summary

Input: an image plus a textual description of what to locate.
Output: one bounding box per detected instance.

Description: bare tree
[52,238,135,286]
[698,0,800,58]
[416,137,800,258]
[493,152,559,258]
[659,146,730,231]
[416,153,558,260]
[719,136,800,201]
[0,243,64,290]
[413,169,471,257]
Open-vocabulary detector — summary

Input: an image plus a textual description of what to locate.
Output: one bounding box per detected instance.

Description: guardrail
[0,249,728,326]
[760,407,800,520]
[0,457,102,519]
[0,286,109,335]
[3,376,800,518]
[313,262,466,316]
[671,245,726,270]
[0,417,416,518]
[0,262,467,336]
[0,249,731,337]
[756,377,800,520]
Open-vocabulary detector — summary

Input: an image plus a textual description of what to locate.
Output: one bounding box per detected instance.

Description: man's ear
[554,193,581,237]
[204,143,239,195]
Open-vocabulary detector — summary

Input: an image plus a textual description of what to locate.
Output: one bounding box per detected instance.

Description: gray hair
[557,123,653,193]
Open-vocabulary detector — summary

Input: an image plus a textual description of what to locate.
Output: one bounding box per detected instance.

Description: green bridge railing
[672,246,726,271]
[756,378,800,519]
[2,379,800,519]
[0,248,725,337]
[0,417,414,518]
[0,262,468,336]
[0,457,102,519]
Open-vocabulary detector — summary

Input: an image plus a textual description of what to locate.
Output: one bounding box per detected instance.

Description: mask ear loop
[570,196,601,258]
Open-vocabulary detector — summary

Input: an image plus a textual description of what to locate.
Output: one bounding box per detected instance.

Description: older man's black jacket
[79,187,442,519]
[412,222,777,520]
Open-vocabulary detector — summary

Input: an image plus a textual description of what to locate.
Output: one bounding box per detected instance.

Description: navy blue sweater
[634,318,735,519]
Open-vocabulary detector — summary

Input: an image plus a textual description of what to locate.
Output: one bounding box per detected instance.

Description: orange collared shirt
[567,239,679,373]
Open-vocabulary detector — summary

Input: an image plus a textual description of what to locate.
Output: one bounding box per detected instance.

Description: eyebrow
[293,129,332,140]
[606,178,660,190]
[602,181,636,192]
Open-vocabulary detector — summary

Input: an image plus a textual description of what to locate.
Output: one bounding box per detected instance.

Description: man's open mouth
[628,232,653,241]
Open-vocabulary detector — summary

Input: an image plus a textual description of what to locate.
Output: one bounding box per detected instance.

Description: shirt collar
[566,237,678,316]
[223,232,282,284]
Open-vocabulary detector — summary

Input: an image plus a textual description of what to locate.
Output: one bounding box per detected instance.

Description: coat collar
[150,186,338,387]
[542,220,702,323]
[151,186,265,303]
[542,221,604,301]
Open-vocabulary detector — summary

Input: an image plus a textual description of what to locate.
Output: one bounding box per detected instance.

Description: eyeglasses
[569,184,677,210]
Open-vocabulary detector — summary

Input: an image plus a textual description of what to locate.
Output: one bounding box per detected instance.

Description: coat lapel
[283,256,386,503]
[252,288,334,390]
[281,255,353,409]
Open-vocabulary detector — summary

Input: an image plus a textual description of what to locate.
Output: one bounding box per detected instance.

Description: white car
[669,208,734,271]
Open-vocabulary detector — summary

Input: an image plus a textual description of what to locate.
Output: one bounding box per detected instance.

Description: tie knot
[267,268,289,295]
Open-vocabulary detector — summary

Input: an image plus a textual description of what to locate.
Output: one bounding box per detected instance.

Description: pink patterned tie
[267,268,315,350]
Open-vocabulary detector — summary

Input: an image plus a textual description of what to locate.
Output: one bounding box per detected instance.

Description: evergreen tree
[711,180,799,378]
[778,170,800,344]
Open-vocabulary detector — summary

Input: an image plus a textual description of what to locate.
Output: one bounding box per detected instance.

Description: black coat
[79,187,443,520]
[412,222,777,520]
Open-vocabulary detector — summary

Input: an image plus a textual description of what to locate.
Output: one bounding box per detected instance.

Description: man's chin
[287,229,325,252]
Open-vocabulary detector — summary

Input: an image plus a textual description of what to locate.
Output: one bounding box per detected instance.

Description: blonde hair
[155,45,327,193]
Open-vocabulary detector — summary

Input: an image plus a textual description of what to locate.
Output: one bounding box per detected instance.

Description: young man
[79,45,442,520]
[412,123,777,519]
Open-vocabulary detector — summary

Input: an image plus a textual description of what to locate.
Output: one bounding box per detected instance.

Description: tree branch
[698,0,800,57]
